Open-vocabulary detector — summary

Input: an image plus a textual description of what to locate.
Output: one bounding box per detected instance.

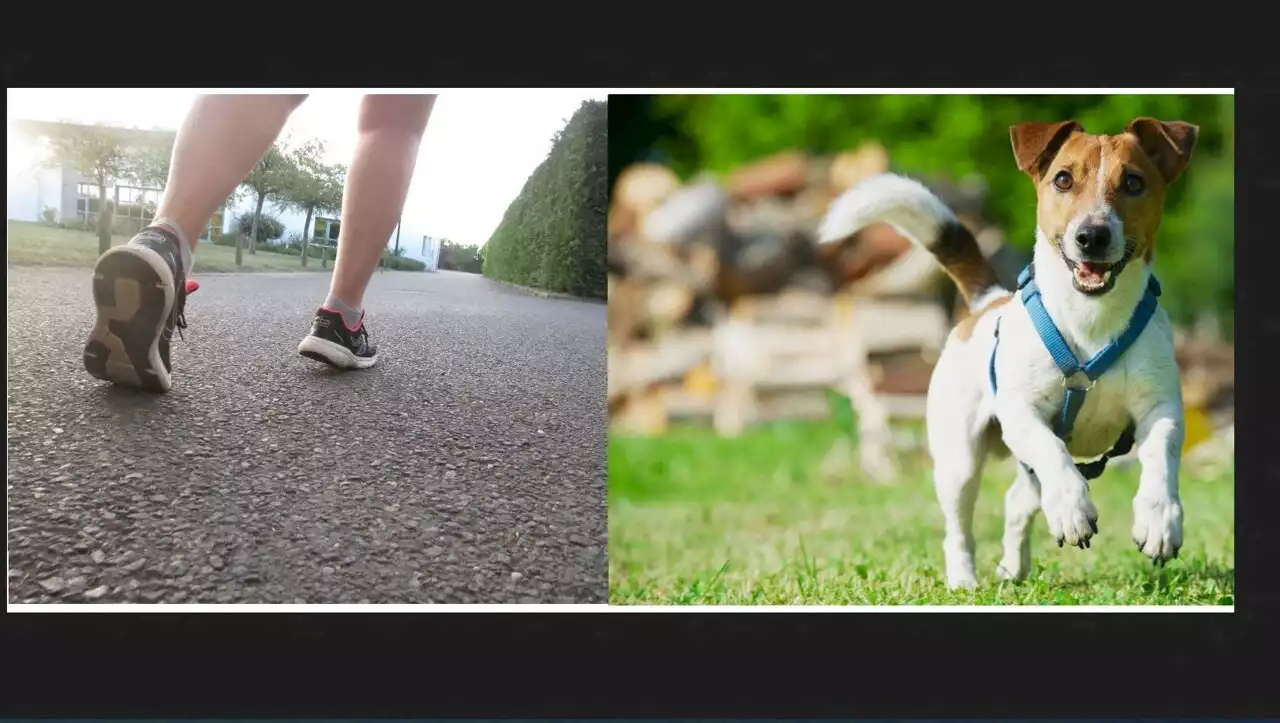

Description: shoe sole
[297,335,378,369]
[83,245,175,393]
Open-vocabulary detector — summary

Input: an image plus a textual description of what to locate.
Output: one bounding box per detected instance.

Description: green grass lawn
[609,419,1235,606]
[6,220,326,273]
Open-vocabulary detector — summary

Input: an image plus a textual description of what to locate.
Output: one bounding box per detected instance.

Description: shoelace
[173,279,198,341]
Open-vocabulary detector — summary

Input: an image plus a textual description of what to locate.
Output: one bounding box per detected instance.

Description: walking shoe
[83,226,193,393]
[297,308,378,369]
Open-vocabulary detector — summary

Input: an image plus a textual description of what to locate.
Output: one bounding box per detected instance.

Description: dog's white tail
[817,173,1004,310]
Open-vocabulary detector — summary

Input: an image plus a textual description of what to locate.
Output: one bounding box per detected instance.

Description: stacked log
[608,142,1005,438]
[1175,339,1235,420]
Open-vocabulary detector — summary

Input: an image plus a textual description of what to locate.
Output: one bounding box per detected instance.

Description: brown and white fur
[817,118,1198,588]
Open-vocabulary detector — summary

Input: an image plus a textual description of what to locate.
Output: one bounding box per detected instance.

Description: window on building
[204,192,237,240]
[76,183,103,227]
[113,185,161,232]
[314,217,340,245]
[422,236,429,256]
[205,211,224,241]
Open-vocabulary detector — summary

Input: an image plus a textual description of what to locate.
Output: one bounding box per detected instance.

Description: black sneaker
[83,226,192,393]
[297,308,378,369]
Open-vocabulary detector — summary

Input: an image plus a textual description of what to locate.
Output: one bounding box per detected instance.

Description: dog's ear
[1009,120,1084,179]
[1126,117,1199,184]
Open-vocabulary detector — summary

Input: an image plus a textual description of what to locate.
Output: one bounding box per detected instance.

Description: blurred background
[607,93,1234,605]
[611,94,1234,336]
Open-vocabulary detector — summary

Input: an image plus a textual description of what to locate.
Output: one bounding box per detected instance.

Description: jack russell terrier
[816,117,1198,588]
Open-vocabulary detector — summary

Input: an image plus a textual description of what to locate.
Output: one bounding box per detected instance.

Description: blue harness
[989,263,1162,480]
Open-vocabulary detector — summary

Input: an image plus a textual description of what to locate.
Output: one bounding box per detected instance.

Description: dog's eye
[1052,170,1073,191]
[1123,173,1145,195]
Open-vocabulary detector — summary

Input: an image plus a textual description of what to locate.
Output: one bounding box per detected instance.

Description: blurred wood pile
[1176,339,1234,419]
[1175,339,1235,462]
[608,142,1006,436]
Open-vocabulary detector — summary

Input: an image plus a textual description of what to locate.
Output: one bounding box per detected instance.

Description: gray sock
[149,218,194,276]
[323,294,363,329]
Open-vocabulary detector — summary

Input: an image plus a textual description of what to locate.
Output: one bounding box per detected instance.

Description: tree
[439,237,459,270]
[126,140,173,192]
[238,143,298,265]
[233,213,285,244]
[118,140,173,233]
[440,238,485,274]
[46,127,129,253]
[278,139,345,268]
[98,200,115,251]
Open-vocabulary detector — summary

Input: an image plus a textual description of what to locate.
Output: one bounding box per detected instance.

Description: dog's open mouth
[1058,241,1132,296]
[1067,259,1115,293]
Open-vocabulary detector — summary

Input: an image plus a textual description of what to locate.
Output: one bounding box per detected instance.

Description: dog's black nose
[1075,225,1111,254]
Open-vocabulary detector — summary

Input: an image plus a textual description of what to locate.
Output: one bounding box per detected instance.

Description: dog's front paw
[1132,493,1183,566]
[995,551,1031,582]
[1041,478,1098,549]
[945,566,978,591]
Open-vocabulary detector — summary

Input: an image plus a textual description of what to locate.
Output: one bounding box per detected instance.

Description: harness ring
[1062,371,1096,391]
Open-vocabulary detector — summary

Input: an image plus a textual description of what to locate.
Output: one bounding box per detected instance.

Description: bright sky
[6,88,607,247]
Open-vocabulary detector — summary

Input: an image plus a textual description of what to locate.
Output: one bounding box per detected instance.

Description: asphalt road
[7,266,607,604]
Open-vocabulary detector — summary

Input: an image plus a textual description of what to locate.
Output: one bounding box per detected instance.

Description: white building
[7,118,445,271]
[7,119,209,237]
[397,231,443,271]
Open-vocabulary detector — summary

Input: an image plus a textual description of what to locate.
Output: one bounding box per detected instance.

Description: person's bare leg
[326,94,436,314]
[85,94,307,392]
[298,94,434,370]
[154,94,308,263]
[298,92,435,368]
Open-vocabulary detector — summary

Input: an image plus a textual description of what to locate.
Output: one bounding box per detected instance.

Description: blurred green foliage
[484,100,608,299]
[611,94,1234,335]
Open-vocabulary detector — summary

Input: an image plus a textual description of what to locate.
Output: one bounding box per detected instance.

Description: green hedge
[211,226,426,271]
[212,232,298,255]
[483,99,607,299]
[233,213,285,244]
[381,250,426,271]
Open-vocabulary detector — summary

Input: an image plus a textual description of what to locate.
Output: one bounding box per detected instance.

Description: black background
[2,26,1274,719]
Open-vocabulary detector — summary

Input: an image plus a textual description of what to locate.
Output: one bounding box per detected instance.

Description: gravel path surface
[7,267,606,604]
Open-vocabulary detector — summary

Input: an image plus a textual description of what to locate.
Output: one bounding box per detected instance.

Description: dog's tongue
[1077,262,1106,282]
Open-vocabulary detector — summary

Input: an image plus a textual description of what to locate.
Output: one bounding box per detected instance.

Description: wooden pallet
[608,291,948,436]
